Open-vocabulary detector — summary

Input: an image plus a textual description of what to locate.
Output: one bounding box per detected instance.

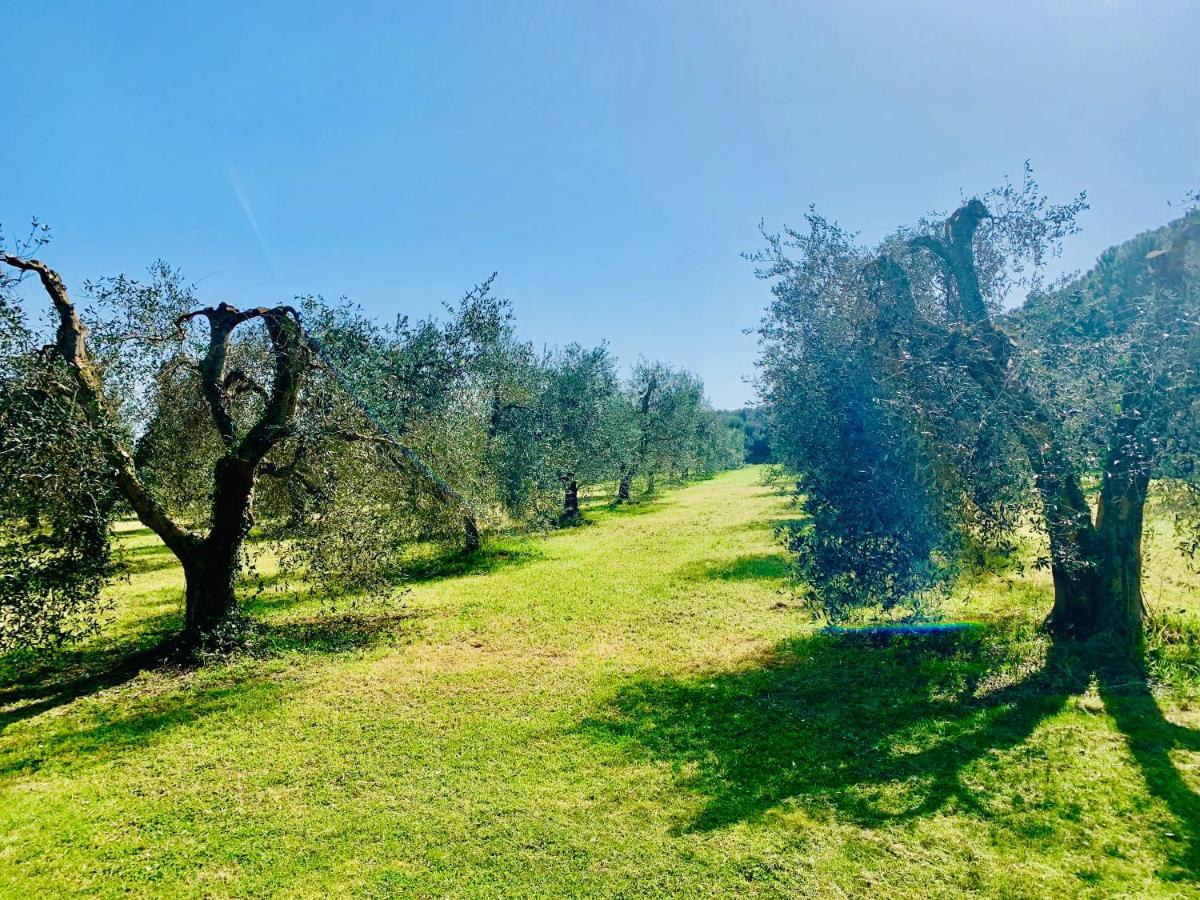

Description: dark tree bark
[563,480,580,520]
[616,468,633,503]
[1,254,308,646]
[875,205,1198,653]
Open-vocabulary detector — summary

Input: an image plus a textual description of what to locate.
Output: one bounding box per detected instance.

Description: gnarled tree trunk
[1,252,309,648]
[563,480,580,520]
[616,468,633,503]
[880,204,1198,656]
[181,455,257,639]
[181,543,241,639]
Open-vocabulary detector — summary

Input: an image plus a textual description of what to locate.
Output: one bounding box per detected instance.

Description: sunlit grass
[1,467,1197,897]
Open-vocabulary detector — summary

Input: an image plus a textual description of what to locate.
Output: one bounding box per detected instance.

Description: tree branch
[0,253,199,558]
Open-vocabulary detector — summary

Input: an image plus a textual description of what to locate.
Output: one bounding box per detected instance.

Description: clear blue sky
[2,1,1196,407]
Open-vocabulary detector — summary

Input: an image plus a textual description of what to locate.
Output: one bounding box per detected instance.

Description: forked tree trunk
[616,469,633,503]
[181,455,256,641]
[1046,377,1157,651]
[563,480,580,520]
[1047,527,1145,651]
[882,202,1196,658]
[1043,471,1147,651]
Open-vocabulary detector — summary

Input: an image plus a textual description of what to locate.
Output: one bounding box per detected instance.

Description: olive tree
[688,406,747,477]
[533,343,630,521]
[0,241,419,648]
[299,278,513,552]
[756,171,1198,651]
[615,360,732,501]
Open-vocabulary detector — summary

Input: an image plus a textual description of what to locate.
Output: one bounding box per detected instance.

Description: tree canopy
[756,171,1198,651]
[0,227,739,652]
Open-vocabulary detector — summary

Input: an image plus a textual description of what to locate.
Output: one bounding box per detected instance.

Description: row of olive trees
[0,228,741,651]
[755,170,1198,655]
[307,297,742,527]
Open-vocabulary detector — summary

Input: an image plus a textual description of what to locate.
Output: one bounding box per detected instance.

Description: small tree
[535,343,627,521]
[616,360,720,500]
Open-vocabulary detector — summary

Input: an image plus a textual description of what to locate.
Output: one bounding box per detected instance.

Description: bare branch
[0,253,199,558]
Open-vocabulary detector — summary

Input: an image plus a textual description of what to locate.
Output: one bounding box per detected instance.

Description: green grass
[1,467,1198,897]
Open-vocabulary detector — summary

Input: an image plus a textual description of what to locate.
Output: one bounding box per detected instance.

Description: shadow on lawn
[678,553,791,584]
[0,662,293,777]
[402,539,544,583]
[0,612,183,735]
[1,534,518,745]
[582,629,1200,880]
[0,606,421,745]
[1101,675,1200,879]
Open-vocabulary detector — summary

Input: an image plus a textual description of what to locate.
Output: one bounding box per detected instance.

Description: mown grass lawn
[1,467,1198,897]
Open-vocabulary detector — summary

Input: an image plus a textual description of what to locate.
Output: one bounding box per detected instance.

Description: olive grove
[0,228,740,651]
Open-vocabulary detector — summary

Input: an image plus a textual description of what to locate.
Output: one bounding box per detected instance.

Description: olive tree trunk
[563,480,580,520]
[1046,420,1150,649]
[616,469,633,503]
[180,456,257,640]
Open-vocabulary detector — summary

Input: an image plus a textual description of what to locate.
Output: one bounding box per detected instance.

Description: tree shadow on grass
[0,663,294,778]
[0,612,183,734]
[0,604,422,751]
[677,553,791,584]
[5,516,486,742]
[581,629,1200,880]
[249,607,426,656]
[0,603,428,779]
[1100,674,1200,879]
[401,539,545,583]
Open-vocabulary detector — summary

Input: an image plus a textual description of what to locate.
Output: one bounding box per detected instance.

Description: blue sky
[2,1,1196,407]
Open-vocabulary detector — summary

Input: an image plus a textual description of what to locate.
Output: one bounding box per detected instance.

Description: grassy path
[1,468,1197,897]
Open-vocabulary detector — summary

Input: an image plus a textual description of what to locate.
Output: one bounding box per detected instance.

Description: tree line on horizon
[0,231,743,652]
